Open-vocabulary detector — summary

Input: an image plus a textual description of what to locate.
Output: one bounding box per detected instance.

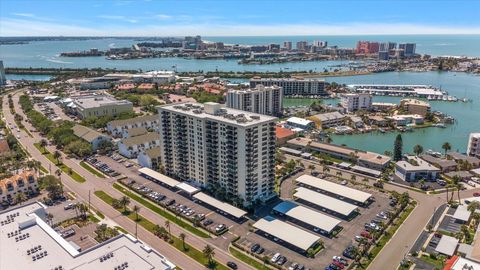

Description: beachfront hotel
[157,102,277,205]
[226,85,283,116]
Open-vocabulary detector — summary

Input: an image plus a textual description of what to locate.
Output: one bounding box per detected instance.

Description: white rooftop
[253,216,321,251]
[286,117,313,126]
[450,257,480,270]
[158,102,276,127]
[0,202,175,270]
[73,95,132,109]
[139,167,180,187]
[396,156,441,172]
[294,187,358,216]
[273,201,341,233]
[193,192,247,219]
[175,182,200,195]
[435,235,459,256]
[296,175,372,204]
[453,205,471,222]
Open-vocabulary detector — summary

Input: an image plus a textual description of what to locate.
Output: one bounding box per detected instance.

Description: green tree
[413,144,424,156]
[202,244,215,266]
[15,192,26,204]
[393,134,403,161]
[119,196,130,214]
[53,150,62,165]
[165,220,171,239]
[442,142,452,156]
[133,205,141,238]
[39,139,48,154]
[179,232,187,251]
[40,175,64,200]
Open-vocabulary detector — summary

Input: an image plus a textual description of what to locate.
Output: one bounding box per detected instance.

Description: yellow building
[400,99,431,116]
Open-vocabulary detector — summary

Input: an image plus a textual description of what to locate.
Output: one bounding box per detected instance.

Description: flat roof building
[435,235,459,256]
[226,85,283,116]
[252,216,321,252]
[0,202,175,270]
[400,99,431,117]
[193,192,247,219]
[395,156,440,182]
[341,93,372,112]
[285,117,315,131]
[467,133,480,158]
[295,175,372,205]
[310,112,346,129]
[71,95,133,119]
[273,201,341,235]
[249,77,326,96]
[293,187,358,218]
[287,137,391,170]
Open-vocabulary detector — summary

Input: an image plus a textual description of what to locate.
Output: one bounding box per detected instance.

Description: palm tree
[413,144,424,156]
[179,232,187,250]
[133,205,140,238]
[322,166,330,175]
[119,196,130,214]
[165,220,171,239]
[468,201,480,213]
[55,169,62,178]
[78,203,88,220]
[308,164,315,173]
[53,150,62,165]
[442,142,452,156]
[202,244,215,266]
[39,139,48,154]
[15,192,26,204]
[153,224,162,237]
[46,213,54,226]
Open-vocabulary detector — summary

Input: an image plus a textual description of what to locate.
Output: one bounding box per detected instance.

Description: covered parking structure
[175,182,200,196]
[192,192,247,220]
[452,205,471,224]
[272,201,341,237]
[253,216,321,254]
[435,235,459,256]
[138,167,180,188]
[295,175,372,206]
[293,187,358,219]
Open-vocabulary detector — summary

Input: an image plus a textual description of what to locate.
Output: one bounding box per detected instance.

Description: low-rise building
[372,102,397,112]
[0,171,38,203]
[348,115,364,128]
[447,151,480,168]
[107,114,159,138]
[122,127,148,139]
[285,117,315,131]
[387,114,424,126]
[310,112,346,129]
[0,202,176,270]
[72,124,111,151]
[395,156,440,182]
[287,137,391,170]
[275,126,297,145]
[420,154,458,173]
[341,93,372,112]
[467,133,480,158]
[71,95,133,119]
[400,99,431,116]
[137,146,161,170]
[367,115,388,127]
[118,132,161,158]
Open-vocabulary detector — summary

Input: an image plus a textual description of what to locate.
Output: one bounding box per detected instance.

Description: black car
[250,243,260,253]
[203,219,214,226]
[227,261,238,269]
[277,256,287,265]
[255,247,265,254]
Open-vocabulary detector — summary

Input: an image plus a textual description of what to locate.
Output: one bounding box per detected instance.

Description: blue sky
[1,0,480,36]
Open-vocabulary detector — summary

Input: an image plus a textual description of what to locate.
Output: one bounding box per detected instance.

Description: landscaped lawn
[113,182,210,238]
[80,161,106,178]
[33,142,86,183]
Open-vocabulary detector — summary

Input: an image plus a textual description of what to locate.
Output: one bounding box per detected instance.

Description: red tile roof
[276,126,296,139]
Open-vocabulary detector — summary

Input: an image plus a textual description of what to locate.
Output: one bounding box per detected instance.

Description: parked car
[271,253,281,263]
[333,256,348,265]
[61,228,75,238]
[276,256,287,265]
[255,246,265,254]
[288,262,299,270]
[354,235,364,242]
[474,192,480,197]
[203,219,214,226]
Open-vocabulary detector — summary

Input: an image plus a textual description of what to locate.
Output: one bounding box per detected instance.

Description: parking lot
[96,155,250,250]
[235,173,393,269]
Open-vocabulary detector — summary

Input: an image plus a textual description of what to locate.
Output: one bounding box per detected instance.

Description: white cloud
[12,13,35,18]
[1,18,479,36]
[155,14,172,20]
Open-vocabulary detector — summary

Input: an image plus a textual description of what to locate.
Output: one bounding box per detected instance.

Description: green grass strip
[113,182,210,238]
[34,142,86,183]
[94,190,228,270]
[80,161,106,178]
[229,246,272,270]
[114,226,128,234]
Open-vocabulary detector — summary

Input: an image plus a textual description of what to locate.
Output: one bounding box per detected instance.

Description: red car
[474,192,480,197]
[332,260,345,269]
[360,231,372,239]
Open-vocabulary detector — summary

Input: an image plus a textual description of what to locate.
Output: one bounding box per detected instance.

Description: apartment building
[249,77,326,96]
[117,132,161,158]
[72,124,111,151]
[226,85,283,116]
[107,114,160,138]
[467,133,480,158]
[400,99,431,116]
[395,156,440,182]
[138,146,161,170]
[71,95,133,119]
[157,102,277,205]
[0,171,38,203]
[310,111,346,129]
[341,93,372,112]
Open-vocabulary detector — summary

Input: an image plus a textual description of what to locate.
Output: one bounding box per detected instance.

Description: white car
[271,253,281,263]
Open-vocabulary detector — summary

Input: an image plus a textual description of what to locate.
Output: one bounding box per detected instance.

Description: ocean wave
[45,58,73,64]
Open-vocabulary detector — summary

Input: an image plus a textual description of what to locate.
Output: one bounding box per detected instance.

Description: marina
[347,84,465,101]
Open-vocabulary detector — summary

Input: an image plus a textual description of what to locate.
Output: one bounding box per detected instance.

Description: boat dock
[346,84,461,100]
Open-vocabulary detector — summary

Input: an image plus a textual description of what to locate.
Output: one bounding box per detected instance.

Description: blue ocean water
[0,35,479,72]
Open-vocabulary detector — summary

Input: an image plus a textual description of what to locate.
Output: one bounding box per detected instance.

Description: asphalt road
[2,90,254,270]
